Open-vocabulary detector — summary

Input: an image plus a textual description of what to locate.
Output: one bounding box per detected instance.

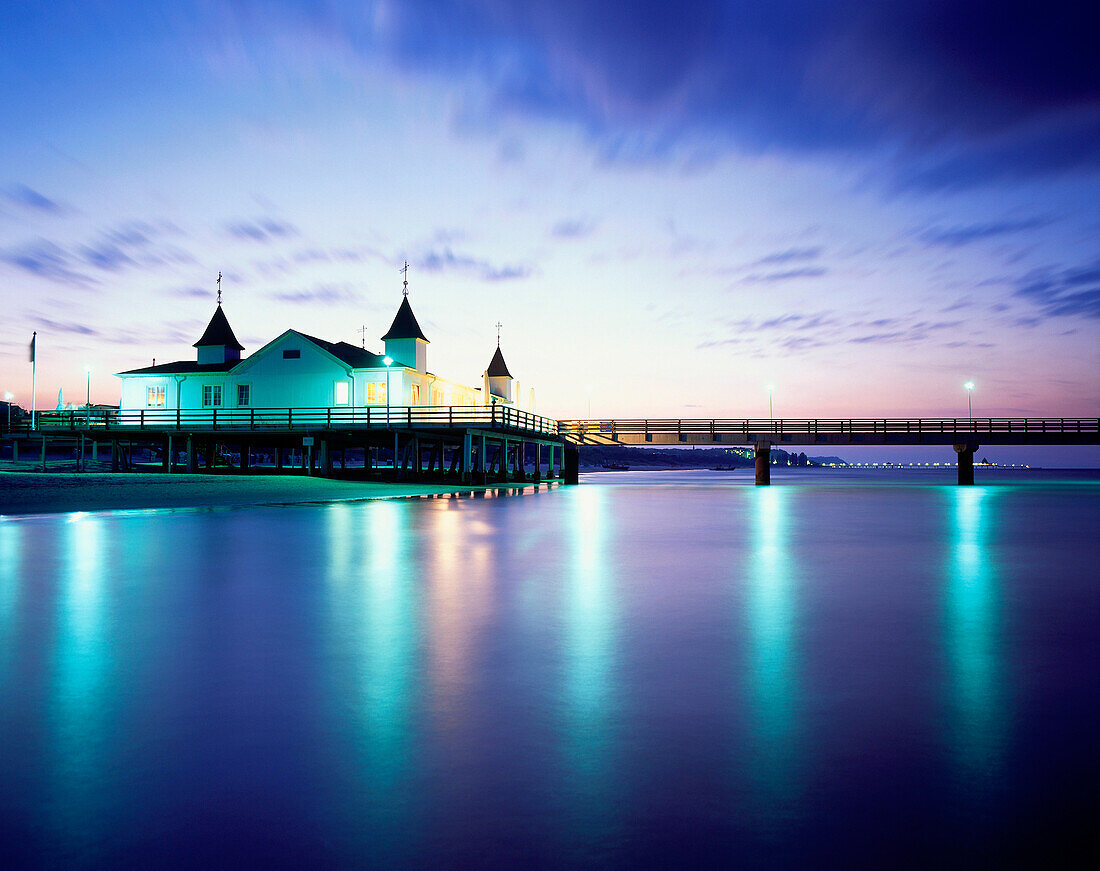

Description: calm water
[1,471,1098,868]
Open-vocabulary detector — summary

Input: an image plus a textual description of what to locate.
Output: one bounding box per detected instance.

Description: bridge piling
[754,443,771,486]
[564,445,579,484]
[954,442,978,486]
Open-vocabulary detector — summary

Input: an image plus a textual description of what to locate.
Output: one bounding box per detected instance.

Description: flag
[29,332,36,363]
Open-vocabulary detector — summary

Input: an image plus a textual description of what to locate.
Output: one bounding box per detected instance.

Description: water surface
[1,472,1097,867]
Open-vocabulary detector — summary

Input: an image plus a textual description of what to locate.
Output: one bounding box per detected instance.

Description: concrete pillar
[78,433,84,472]
[754,443,771,486]
[954,442,978,486]
[564,445,579,485]
[11,439,18,463]
[498,439,510,482]
[478,435,486,474]
[165,435,173,473]
[275,446,284,471]
[533,443,542,483]
[241,443,251,473]
[319,439,332,476]
[91,440,98,461]
[41,436,47,471]
[111,440,119,472]
[186,437,197,473]
[462,432,472,484]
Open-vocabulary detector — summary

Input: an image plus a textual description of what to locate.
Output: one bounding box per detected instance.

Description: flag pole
[30,331,37,431]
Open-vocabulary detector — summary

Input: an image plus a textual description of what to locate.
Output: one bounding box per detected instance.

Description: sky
[1,1,1098,463]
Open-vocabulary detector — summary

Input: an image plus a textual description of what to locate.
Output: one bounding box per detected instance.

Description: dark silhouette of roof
[118,360,239,375]
[298,334,389,368]
[381,297,429,343]
[486,346,512,378]
[193,306,245,350]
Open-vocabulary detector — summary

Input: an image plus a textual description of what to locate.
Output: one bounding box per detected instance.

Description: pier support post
[462,433,472,484]
[91,440,98,461]
[754,442,771,486]
[241,443,251,473]
[318,439,331,476]
[564,445,579,485]
[11,439,17,463]
[954,442,978,486]
[533,443,542,483]
[41,436,47,471]
[186,437,197,473]
[498,439,509,483]
[165,435,173,473]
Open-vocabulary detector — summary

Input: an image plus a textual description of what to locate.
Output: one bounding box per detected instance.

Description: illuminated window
[146,386,165,407]
[366,382,387,404]
[202,385,222,407]
[237,384,250,407]
[411,384,420,405]
[334,381,350,406]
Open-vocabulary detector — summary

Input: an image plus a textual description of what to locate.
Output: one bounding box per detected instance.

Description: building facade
[117,293,520,413]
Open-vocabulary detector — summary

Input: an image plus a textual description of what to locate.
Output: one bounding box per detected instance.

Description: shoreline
[0,471,545,517]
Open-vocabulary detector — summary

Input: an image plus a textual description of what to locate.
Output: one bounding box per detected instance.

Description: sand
[0,471,508,516]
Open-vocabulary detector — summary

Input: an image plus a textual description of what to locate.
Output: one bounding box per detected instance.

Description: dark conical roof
[193,305,244,350]
[486,345,512,378]
[381,296,429,343]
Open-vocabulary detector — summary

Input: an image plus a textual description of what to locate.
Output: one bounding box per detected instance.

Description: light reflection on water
[0,477,1097,867]
[744,486,800,809]
[944,487,1006,782]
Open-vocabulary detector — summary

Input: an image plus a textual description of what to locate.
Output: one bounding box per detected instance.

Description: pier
[4,413,1098,486]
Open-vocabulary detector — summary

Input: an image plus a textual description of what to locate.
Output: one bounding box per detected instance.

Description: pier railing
[558,417,1100,441]
[17,405,561,437]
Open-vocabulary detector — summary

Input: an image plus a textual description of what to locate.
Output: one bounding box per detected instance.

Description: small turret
[486,344,513,404]
[381,267,429,372]
[193,305,244,364]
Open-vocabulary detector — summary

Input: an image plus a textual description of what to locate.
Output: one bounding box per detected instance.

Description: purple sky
[1,2,1097,464]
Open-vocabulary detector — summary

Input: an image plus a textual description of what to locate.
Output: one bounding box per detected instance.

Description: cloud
[268,283,363,304]
[30,316,99,336]
[551,219,596,239]
[227,217,299,243]
[419,247,532,281]
[1014,260,1100,319]
[918,218,1047,248]
[753,246,822,266]
[741,266,827,284]
[242,0,1099,188]
[0,221,193,286]
[3,184,66,214]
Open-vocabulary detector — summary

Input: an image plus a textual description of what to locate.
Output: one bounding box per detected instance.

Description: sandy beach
[0,471,519,516]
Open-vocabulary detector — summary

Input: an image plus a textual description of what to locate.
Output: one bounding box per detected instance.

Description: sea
[1,468,1098,868]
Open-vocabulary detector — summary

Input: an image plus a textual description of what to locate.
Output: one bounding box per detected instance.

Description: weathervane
[216,271,222,306]
[400,260,410,297]
[357,324,369,349]
[495,321,503,347]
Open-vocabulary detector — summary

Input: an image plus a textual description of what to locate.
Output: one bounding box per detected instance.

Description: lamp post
[767,384,775,424]
[964,381,974,427]
[384,356,393,428]
[84,365,92,408]
[3,391,12,431]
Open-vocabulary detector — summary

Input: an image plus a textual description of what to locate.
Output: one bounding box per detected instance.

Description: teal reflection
[50,512,113,842]
[323,500,420,842]
[0,522,21,684]
[745,486,801,799]
[561,485,619,839]
[944,487,1006,779]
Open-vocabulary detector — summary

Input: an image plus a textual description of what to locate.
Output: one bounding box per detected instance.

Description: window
[410,384,420,405]
[282,349,300,359]
[237,384,250,407]
[366,381,387,404]
[146,386,165,407]
[202,385,223,407]
[334,381,350,406]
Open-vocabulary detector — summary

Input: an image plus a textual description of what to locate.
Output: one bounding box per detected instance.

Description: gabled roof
[193,306,245,350]
[118,360,239,375]
[298,334,389,368]
[381,297,429,343]
[486,346,512,378]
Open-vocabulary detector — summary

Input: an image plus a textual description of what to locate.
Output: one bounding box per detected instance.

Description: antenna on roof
[216,271,222,306]
[400,260,410,297]
[357,324,369,349]
[495,321,503,347]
